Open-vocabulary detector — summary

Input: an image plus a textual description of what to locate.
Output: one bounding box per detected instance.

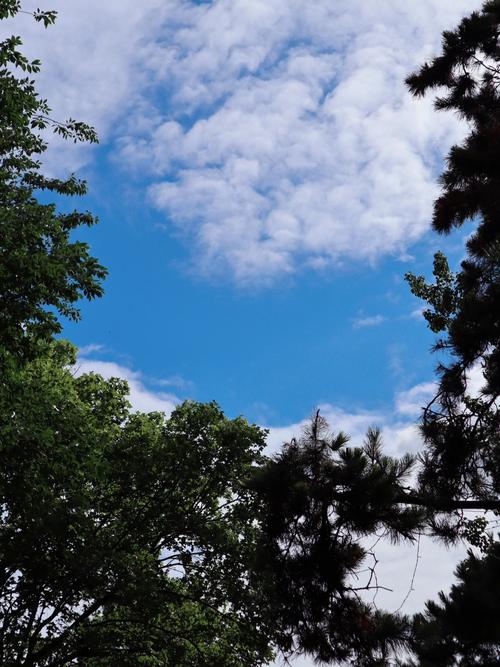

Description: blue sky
[11,0,477,427]
[7,0,487,654]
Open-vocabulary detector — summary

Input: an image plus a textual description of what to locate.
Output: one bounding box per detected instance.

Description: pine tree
[405,0,500,518]
[403,542,500,666]
[251,2,500,664]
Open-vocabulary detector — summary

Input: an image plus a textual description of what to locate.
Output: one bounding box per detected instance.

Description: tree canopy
[1,342,273,666]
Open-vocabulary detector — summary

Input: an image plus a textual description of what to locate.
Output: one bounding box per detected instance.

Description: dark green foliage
[406,253,458,335]
[248,413,418,664]
[80,590,271,667]
[405,0,500,517]
[0,342,273,666]
[0,0,105,357]
[400,543,500,667]
[401,2,500,663]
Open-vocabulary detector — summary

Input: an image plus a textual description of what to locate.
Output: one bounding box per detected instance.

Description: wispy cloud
[78,343,105,356]
[410,306,425,320]
[352,314,385,329]
[149,374,195,392]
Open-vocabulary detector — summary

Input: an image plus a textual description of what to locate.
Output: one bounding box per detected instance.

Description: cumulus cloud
[395,380,436,417]
[75,356,179,415]
[125,0,480,283]
[393,363,488,420]
[266,398,421,457]
[9,0,481,282]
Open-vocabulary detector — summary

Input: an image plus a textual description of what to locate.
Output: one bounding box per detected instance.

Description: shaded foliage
[0,342,273,666]
[251,2,500,664]
[401,543,500,667]
[405,0,500,526]
[248,414,417,665]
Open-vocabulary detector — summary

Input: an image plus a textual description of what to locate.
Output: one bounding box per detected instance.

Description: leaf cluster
[0,342,274,666]
[0,0,104,358]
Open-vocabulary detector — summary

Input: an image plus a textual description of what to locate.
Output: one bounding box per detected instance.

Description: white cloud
[75,356,179,415]
[410,306,425,320]
[266,399,422,457]
[393,363,488,419]
[466,362,487,398]
[352,314,385,329]
[265,403,383,453]
[125,0,480,284]
[78,343,105,356]
[395,381,436,417]
[8,0,481,283]
[151,374,194,392]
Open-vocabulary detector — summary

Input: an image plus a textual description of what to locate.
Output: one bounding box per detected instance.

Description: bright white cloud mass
[131,0,478,283]
[139,0,478,282]
[8,0,480,284]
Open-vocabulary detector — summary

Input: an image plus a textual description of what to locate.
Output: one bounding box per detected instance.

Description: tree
[0,342,273,666]
[249,1,500,664]
[0,0,105,358]
[404,542,500,667]
[405,0,500,520]
[0,5,275,665]
[247,416,417,666]
[401,1,500,663]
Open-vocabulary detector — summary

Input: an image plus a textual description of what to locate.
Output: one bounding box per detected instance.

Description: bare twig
[394,532,421,613]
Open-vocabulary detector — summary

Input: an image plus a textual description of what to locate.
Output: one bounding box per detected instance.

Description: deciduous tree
[0,342,273,666]
[0,5,274,665]
[0,0,105,358]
